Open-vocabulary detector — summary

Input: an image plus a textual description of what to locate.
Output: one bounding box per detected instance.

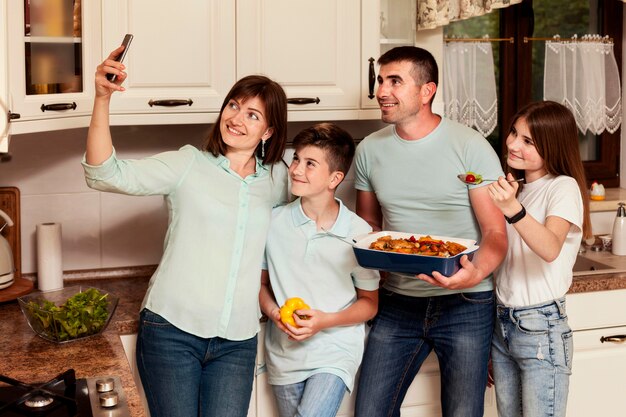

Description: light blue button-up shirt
[263,198,380,391]
[82,145,288,340]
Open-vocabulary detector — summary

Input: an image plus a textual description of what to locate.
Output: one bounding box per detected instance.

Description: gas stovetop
[0,369,131,417]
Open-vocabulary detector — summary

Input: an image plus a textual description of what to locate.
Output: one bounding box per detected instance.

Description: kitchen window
[444,0,622,187]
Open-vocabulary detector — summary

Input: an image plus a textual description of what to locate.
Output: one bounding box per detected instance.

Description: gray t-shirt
[354,117,503,296]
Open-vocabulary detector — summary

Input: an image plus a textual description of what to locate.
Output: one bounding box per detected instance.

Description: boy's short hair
[292,123,355,174]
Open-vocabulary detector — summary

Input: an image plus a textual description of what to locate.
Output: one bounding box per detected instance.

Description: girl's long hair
[506,101,592,238]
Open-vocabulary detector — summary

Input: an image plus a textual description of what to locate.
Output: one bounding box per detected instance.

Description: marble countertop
[0,265,624,417]
[0,275,150,417]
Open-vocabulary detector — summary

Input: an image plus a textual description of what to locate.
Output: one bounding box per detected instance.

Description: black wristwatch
[504,205,526,224]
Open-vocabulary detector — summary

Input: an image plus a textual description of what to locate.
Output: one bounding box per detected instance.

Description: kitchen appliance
[611,202,626,256]
[0,208,16,290]
[0,369,131,417]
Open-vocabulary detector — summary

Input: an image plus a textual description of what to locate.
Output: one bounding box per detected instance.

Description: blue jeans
[136,309,257,417]
[354,289,494,417]
[491,298,573,417]
[272,373,347,417]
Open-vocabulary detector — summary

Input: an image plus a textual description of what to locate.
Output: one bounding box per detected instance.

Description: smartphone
[107,34,133,82]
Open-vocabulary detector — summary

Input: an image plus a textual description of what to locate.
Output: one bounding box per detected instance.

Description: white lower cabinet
[120,334,152,417]
[119,289,626,417]
[565,289,626,417]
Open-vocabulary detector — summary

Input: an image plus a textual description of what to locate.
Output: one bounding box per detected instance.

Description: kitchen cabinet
[0,1,8,152]
[237,0,361,121]
[3,0,417,136]
[6,0,101,134]
[101,0,236,125]
[120,333,151,417]
[361,0,416,113]
[565,289,626,417]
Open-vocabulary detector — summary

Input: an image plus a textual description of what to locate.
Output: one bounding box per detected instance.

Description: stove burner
[0,369,80,416]
[24,394,54,408]
[0,371,131,417]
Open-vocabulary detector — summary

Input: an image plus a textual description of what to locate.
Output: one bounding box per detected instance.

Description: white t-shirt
[495,174,583,307]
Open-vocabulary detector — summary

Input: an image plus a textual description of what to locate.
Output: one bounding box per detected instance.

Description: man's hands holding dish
[417,254,484,289]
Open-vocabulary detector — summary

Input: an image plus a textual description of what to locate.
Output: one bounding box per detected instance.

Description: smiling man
[353,46,508,417]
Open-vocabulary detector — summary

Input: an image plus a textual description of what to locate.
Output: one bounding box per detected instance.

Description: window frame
[499,0,622,187]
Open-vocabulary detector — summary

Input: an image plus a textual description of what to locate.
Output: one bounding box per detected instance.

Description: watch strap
[504,205,526,224]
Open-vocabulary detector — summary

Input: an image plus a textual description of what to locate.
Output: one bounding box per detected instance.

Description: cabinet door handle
[148,99,194,107]
[8,111,20,120]
[600,335,626,343]
[40,102,77,112]
[287,97,320,105]
[368,57,376,99]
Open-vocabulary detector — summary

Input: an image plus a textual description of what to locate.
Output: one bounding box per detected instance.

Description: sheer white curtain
[443,41,498,137]
[544,35,622,134]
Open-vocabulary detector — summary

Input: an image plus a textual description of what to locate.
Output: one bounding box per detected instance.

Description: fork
[320,227,357,246]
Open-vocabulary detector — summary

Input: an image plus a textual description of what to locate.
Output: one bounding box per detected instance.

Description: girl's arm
[488,175,572,262]
[285,288,378,342]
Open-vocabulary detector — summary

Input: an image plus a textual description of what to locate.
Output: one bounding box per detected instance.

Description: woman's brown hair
[203,75,288,165]
[506,100,592,238]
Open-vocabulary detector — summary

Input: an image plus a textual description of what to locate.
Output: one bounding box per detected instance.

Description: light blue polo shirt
[263,198,380,391]
[354,118,504,296]
[82,144,288,340]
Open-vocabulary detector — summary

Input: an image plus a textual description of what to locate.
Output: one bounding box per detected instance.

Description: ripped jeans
[491,298,573,417]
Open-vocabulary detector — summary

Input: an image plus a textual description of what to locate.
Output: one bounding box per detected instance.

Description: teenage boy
[259,123,380,417]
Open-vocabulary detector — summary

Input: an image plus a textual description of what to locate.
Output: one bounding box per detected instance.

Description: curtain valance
[417,0,522,31]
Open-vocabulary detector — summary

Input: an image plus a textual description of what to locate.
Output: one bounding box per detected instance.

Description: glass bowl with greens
[18,286,119,343]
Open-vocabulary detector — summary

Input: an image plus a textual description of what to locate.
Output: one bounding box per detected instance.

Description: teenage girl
[487,100,591,417]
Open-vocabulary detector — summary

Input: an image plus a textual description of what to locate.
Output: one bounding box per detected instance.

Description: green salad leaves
[25,288,112,342]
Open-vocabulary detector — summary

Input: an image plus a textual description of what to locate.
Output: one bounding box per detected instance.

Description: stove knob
[99,391,119,408]
[96,378,115,392]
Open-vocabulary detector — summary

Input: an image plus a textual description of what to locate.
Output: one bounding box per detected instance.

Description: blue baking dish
[353,231,479,277]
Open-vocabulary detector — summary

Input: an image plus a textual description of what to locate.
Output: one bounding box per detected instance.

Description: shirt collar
[290,197,351,236]
[211,152,268,174]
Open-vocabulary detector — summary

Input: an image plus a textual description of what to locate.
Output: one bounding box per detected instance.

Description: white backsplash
[3,121,612,276]
[1,122,373,275]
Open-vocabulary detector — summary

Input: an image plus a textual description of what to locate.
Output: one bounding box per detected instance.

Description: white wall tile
[21,193,101,274]
[100,193,168,268]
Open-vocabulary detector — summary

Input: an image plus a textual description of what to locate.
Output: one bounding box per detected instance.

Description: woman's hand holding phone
[95,34,133,97]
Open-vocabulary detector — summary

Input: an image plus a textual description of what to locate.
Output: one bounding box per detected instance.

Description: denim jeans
[272,373,347,417]
[491,298,573,417]
[354,289,494,417]
[136,309,257,417]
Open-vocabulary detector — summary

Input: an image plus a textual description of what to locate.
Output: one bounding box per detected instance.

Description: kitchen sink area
[573,248,626,276]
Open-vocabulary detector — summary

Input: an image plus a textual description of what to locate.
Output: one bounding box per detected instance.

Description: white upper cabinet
[237,0,361,121]
[7,0,101,134]
[361,0,416,114]
[0,2,9,151]
[101,0,236,125]
[4,0,417,134]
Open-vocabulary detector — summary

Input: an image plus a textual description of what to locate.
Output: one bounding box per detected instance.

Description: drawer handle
[287,97,320,105]
[368,57,376,99]
[40,102,77,112]
[148,99,194,107]
[600,335,626,343]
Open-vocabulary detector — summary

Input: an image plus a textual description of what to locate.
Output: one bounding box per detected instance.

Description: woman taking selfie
[82,44,289,417]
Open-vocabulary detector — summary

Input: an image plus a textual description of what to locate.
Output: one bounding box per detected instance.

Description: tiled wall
[0,121,381,275]
[2,120,616,277]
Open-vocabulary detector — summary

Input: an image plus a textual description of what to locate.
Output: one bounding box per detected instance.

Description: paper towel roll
[36,222,63,292]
